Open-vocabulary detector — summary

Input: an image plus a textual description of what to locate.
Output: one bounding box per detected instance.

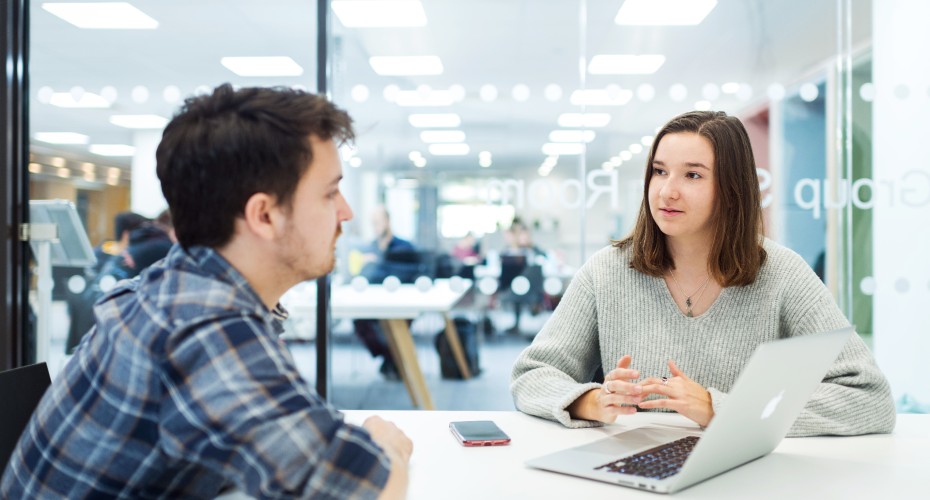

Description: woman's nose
[659,177,680,199]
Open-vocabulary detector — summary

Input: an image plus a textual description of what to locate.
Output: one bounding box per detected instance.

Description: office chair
[498,254,528,291]
[381,249,434,282]
[497,255,531,334]
[0,362,52,472]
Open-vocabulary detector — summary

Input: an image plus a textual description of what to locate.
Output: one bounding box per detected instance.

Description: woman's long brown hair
[614,110,766,286]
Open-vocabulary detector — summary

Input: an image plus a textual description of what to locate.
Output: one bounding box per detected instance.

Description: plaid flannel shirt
[1,245,389,499]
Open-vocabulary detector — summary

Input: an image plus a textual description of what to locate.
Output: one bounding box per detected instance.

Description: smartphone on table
[449,420,511,446]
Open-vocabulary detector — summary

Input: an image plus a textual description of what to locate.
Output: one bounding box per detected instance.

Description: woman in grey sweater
[510,110,895,437]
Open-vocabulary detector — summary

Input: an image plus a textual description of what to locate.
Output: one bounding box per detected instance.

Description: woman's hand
[638,360,714,427]
[568,355,643,423]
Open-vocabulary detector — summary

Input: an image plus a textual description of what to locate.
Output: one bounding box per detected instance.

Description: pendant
[687,310,694,318]
[685,297,692,308]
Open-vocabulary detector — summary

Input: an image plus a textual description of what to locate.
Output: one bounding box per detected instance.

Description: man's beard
[280,224,342,282]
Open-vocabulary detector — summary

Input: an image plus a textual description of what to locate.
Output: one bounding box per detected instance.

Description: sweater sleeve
[778,252,896,437]
[510,265,605,428]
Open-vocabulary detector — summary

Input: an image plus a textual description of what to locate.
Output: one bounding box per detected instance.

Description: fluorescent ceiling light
[615,0,717,26]
[49,91,110,108]
[588,55,666,75]
[42,2,158,29]
[557,113,611,128]
[429,143,470,156]
[34,132,89,144]
[90,144,136,157]
[394,89,455,107]
[549,130,596,143]
[332,0,427,27]
[542,143,585,156]
[569,89,633,106]
[369,56,443,76]
[408,113,461,127]
[420,130,465,143]
[109,114,169,129]
[220,56,304,77]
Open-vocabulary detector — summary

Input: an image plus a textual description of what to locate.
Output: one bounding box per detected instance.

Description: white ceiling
[29,0,871,179]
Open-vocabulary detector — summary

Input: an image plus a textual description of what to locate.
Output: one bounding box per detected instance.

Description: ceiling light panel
[34,132,89,144]
[42,2,158,29]
[615,0,717,26]
[420,130,466,143]
[588,55,666,75]
[90,144,136,156]
[557,113,611,128]
[369,56,443,76]
[429,144,470,156]
[408,113,461,128]
[109,115,169,129]
[332,0,427,27]
[569,89,633,106]
[548,130,596,143]
[220,56,304,77]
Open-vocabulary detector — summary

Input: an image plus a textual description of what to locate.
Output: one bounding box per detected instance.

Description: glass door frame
[1,0,30,371]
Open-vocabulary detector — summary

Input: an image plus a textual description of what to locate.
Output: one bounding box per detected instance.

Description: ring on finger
[603,382,613,394]
[661,376,669,386]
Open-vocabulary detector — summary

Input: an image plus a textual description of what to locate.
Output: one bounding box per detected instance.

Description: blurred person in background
[352,205,419,380]
[66,211,173,352]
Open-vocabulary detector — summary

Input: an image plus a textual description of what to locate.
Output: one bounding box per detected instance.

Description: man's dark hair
[114,212,149,240]
[155,83,354,249]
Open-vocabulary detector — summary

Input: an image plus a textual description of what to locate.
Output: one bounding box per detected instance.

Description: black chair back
[498,255,527,292]
[0,362,51,472]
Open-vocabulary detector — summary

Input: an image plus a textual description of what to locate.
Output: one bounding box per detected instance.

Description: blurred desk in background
[282,278,473,410]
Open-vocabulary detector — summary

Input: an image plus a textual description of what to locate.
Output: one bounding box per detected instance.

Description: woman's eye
[686,172,702,179]
[652,167,666,176]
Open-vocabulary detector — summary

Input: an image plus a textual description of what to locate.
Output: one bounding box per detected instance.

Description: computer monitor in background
[28,200,97,364]
[28,199,96,268]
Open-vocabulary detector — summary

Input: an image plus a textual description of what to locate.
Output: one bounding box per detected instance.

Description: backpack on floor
[434,317,481,379]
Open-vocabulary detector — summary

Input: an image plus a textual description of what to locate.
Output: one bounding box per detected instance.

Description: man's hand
[568,355,643,423]
[364,416,412,500]
[363,416,413,465]
[638,360,714,427]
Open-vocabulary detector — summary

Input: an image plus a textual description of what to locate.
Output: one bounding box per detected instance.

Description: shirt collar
[176,245,290,334]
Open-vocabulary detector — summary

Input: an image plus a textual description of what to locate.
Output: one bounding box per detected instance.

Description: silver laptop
[526,327,853,494]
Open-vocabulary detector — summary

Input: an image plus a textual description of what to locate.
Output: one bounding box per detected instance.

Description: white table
[283,279,473,410]
[333,279,473,411]
[343,410,930,499]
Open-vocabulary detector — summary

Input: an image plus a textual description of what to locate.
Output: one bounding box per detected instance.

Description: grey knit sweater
[510,239,896,437]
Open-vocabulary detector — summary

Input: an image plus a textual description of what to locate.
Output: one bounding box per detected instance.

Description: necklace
[669,269,710,317]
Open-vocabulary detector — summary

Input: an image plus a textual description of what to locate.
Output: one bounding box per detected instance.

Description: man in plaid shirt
[1,84,412,499]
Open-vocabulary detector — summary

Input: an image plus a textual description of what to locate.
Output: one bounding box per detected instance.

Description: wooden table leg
[443,316,472,379]
[379,319,419,409]
[381,318,435,410]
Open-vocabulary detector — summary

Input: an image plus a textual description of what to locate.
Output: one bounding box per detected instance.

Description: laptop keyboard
[594,435,700,480]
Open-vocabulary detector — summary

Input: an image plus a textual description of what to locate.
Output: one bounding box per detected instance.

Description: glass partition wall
[23,0,927,413]
[27,0,319,376]
[323,0,887,411]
